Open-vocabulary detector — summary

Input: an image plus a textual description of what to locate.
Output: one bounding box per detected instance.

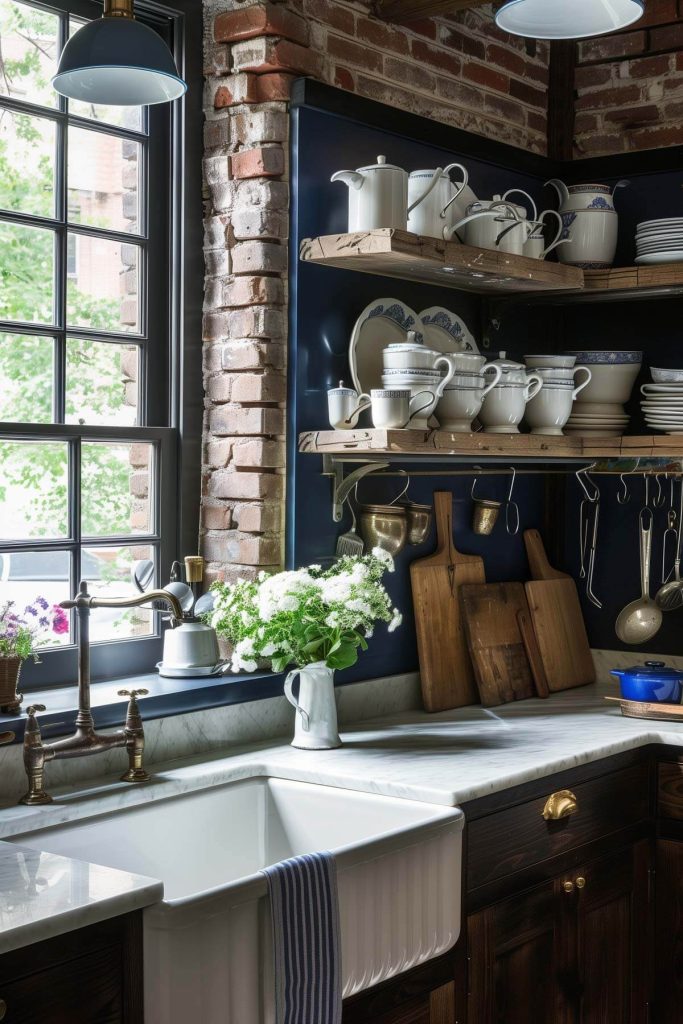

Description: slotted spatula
[335,498,364,557]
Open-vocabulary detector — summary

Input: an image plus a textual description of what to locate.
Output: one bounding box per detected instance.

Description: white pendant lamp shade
[53,0,186,106]
[495,0,644,40]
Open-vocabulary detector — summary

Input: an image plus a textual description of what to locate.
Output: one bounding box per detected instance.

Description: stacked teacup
[523,354,592,436]
[436,352,502,432]
[381,331,456,429]
[564,350,642,436]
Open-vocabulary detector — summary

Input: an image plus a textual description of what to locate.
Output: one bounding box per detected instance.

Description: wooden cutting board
[410,491,485,712]
[523,529,595,692]
[460,582,536,707]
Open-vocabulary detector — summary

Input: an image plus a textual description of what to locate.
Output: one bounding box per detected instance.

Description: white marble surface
[0,840,162,954]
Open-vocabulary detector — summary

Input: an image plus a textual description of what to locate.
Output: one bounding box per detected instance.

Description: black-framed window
[0,0,202,687]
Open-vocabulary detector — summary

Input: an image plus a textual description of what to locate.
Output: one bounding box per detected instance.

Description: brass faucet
[19,580,182,806]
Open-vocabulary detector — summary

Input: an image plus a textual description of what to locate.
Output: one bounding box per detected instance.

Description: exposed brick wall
[574,0,683,157]
[201,0,550,582]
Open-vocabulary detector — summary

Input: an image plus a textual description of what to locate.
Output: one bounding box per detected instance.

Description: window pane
[66,234,140,333]
[0,333,52,422]
[0,107,56,217]
[67,18,144,132]
[0,549,71,645]
[65,339,138,426]
[68,126,141,234]
[0,221,55,325]
[82,442,152,538]
[0,440,68,539]
[85,544,154,642]
[0,0,60,108]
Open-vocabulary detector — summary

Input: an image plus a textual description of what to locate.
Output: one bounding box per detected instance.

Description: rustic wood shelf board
[299,230,585,295]
[299,428,683,461]
[583,264,683,296]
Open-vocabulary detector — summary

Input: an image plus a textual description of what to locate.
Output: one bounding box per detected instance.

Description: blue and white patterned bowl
[651,367,683,383]
[567,350,642,365]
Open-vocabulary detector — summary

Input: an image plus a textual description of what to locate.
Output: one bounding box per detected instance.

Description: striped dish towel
[262,851,342,1024]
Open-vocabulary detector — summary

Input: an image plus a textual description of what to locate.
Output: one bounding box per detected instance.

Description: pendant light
[53,0,186,106]
[495,0,644,40]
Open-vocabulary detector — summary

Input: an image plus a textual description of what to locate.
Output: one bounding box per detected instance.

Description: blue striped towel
[262,851,342,1024]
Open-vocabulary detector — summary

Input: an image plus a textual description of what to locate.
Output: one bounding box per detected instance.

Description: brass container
[184,555,205,583]
[358,504,408,557]
[0,657,23,714]
[472,499,502,536]
[402,502,432,546]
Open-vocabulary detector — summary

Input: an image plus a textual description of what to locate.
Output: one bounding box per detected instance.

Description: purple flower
[35,596,49,610]
[24,605,38,617]
[39,616,49,628]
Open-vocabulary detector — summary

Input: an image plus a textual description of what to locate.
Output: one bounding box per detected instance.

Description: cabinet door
[654,838,683,1024]
[576,840,650,1024]
[467,878,574,1024]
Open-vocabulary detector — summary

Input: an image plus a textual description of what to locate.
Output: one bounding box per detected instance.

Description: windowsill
[0,669,286,744]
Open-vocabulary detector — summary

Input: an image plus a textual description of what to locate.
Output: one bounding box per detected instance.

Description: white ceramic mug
[525,372,591,435]
[532,365,592,390]
[381,355,456,429]
[351,387,436,429]
[327,382,364,429]
[436,365,503,432]
[479,375,543,433]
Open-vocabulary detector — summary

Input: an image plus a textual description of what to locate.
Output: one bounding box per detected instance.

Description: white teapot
[331,156,441,232]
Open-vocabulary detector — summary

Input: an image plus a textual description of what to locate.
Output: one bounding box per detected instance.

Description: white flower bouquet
[209,549,402,674]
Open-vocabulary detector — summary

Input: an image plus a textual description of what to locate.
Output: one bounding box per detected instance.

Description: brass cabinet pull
[0,996,7,1019]
[542,789,578,821]
[575,876,586,890]
[563,880,575,893]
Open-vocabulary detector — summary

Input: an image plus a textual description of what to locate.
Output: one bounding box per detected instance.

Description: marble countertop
[1,681,682,954]
[0,841,162,955]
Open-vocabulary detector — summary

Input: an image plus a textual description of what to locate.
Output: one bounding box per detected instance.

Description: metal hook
[616,474,630,505]
[505,467,520,536]
[643,475,650,511]
[576,464,599,503]
[470,465,484,502]
[653,473,666,508]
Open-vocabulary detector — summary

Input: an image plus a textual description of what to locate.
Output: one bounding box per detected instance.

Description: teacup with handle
[479,352,543,433]
[524,370,592,436]
[437,364,503,432]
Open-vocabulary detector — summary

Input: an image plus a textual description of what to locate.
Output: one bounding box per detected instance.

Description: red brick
[410,39,461,77]
[327,34,383,74]
[574,111,600,134]
[650,22,683,51]
[486,42,527,78]
[334,67,355,91]
[434,75,484,110]
[404,19,437,40]
[574,132,626,156]
[509,76,546,110]
[231,146,285,180]
[234,502,281,533]
[383,56,436,93]
[635,0,677,26]
[626,54,672,78]
[254,72,296,101]
[304,0,354,35]
[231,371,286,403]
[579,31,646,63]
[209,470,283,501]
[232,37,323,77]
[232,438,285,468]
[575,64,613,89]
[356,16,410,56]
[202,504,233,531]
[484,92,525,126]
[440,27,486,61]
[575,84,641,110]
[462,61,509,94]
[626,122,683,149]
[225,276,284,308]
[526,110,546,136]
[209,404,285,437]
[205,440,232,468]
[604,104,661,126]
[214,3,309,46]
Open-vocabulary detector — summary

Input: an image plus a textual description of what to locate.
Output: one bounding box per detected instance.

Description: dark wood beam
[375,0,489,23]
[547,40,576,161]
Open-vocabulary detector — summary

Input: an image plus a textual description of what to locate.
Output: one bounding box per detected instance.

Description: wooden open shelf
[299,428,683,462]
[583,264,683,298]
[299,229,584,295]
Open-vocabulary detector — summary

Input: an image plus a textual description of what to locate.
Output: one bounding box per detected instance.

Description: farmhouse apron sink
[10,775,463,1024]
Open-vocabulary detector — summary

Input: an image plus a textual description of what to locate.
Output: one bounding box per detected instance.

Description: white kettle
[331,156,440,232]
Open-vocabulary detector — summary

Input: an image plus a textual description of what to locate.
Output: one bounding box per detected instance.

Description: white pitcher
[284,661,341,749]
[407,163,468,238]
[331,156,440,232]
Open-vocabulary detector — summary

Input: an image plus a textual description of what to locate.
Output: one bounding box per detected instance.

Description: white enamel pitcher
[284,660,341,749]
[331,156,441,232]
[407,162,469,238]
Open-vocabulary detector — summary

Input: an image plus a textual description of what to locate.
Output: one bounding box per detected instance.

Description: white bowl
[524,354,576,369]
[651,367,683,383]
[572,362,640,405]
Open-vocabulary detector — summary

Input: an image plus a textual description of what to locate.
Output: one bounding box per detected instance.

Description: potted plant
[0,599,70,713]
[209,550,402,749]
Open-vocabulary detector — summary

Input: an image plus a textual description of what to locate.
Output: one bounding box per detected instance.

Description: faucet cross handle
[117,688,148,700]
[26,704,46,716]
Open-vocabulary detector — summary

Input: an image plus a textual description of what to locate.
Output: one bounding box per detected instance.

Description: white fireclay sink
[10,775,463,1024]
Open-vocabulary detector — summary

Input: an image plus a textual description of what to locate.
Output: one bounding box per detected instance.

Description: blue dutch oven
[610,661,683,704]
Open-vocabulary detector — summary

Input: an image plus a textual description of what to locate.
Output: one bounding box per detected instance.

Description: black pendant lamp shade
[53,0,186,106]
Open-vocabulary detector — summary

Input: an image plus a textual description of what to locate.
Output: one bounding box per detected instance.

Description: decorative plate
[418,307,479,355]
[349,298,420,395]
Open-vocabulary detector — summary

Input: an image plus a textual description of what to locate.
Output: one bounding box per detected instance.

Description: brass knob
[117,689,149,699]
[542,789,578,821]
[0,732,14,746]
[563,880,574,893]
[575,876,586,890]
[26,704,46,716]
[0,996,8,1019]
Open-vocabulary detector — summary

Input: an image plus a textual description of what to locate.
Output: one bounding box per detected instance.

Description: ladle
[656,477,683,611]
[615,507,663,645]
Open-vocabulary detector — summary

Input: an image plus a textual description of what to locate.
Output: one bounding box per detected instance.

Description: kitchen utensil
[160,620,222,675]
[335,495,365,557]
[410,491,484,711]
[615,508,663,645]
[505,467,520,536]
[472,498,501,536]
[523,529,595,691]
[610,661,683,704]
[656,479,683,611]
[328,382,366,429]
[349,299,420,396]
[163,581,195,614]
[331,155,435,232]
[517,606,549,698]
[184,555,204,603]
[402,501,432,546]
[194,591,215,616]
[169,560,182,582]
[132,558,154,593]
[662,509,678,584]
[407,164,468,238]
[418,307,479,355]
[358,504,407,557]
[460,582,536,707]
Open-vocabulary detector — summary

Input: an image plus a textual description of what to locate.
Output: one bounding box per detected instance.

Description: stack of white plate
[641,371,683,434]
[635,219,683,265]
[565,401,630,438]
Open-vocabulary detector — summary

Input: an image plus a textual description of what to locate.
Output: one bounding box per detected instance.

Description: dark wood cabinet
[0,913,143,1024]
[342,950,465,1024]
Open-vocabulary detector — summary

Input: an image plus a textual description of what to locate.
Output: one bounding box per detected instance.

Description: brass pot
[472,498,501,536]
[401,502,432,545]
[358,503,408,557]
[0,657,23,714]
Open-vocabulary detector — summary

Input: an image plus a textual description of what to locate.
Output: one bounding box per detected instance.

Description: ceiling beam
[375,0,491,24]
